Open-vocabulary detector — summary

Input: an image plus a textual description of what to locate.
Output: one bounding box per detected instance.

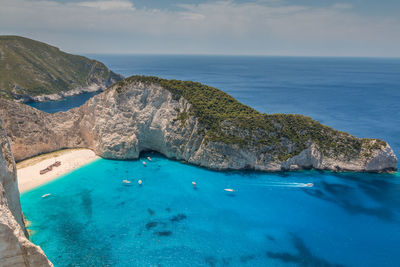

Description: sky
[1,0,399,57]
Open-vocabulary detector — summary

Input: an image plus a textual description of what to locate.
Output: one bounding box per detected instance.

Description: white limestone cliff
[0,120,52,267]
[0,80,397,173]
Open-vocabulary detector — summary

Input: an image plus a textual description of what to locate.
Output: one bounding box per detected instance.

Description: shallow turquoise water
[21,153,400,266]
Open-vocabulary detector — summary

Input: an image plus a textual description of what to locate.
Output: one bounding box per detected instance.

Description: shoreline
[17,148,100,193]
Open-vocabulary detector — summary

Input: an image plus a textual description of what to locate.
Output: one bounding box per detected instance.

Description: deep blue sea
[23,56,400,266]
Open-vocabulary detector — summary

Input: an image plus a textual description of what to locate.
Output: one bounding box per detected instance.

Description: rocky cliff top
[0,76,397,173]
[0,35,122,101]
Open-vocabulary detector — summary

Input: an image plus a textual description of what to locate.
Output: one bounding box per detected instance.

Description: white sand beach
[17,148,100,193]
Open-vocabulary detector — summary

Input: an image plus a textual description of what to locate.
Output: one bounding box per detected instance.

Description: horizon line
[81,52,400,60]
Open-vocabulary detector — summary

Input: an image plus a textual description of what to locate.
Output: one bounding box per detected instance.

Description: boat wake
[240,182,314,188]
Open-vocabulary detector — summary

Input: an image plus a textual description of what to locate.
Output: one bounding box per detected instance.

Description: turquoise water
[22,56,400,266]
[22,153,400,266]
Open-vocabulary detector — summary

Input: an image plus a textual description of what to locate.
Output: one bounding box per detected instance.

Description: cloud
[0,0,399,56]
[332,3,353,10]
[77,0,135,11]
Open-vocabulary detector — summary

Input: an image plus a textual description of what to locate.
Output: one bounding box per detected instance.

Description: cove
[21,153,400,267]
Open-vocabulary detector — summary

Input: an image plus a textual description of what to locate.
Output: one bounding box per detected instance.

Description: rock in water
[0,76,397,173]
[0,119,52,266]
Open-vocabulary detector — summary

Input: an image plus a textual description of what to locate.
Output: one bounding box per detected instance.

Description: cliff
[0,36,123,102]
[0,76,397,172]
[0,120,52,266]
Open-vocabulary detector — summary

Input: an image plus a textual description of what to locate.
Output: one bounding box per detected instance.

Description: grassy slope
[0,35,114,98]
[117,76,386,161]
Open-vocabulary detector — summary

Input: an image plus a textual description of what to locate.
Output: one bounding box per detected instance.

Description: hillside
[0,36,122,101]
[0,76,396,172]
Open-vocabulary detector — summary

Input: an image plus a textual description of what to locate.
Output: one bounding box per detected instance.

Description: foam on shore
[17,149,100,193]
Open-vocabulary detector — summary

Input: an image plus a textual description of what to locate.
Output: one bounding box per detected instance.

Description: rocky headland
[0,36,123,103]
[0,76,397,172]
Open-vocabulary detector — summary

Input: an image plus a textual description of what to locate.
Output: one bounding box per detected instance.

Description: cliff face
[0,35,123,102]
[0,77,397,172]
[0,120,52,266]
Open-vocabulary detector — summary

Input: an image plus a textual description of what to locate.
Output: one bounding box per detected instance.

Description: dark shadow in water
[240,254,256,263]
[51,210,115,266]
[222,257,232,266]
[266,233,346,267]
[266,235,276,241]
[170,213,187,222]
[204,256,218,267]
[78,189,92,219]
[155,231,172,236]
[303,180,396,222]
[148,208,155,216]
[331,173,400,208]
[146,221,158,230]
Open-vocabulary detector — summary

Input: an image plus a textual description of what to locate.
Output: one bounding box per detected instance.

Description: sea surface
[23,56,400,266]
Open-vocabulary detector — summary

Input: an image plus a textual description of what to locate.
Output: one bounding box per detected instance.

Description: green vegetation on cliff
[0,36,121,99]
[117,76,386,161]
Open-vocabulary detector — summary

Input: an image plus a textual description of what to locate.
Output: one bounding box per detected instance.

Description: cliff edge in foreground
[0,76,397,172]
[0,120,52,266]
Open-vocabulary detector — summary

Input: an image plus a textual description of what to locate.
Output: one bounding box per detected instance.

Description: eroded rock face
[0,120,52,266]
[0,81,397,173]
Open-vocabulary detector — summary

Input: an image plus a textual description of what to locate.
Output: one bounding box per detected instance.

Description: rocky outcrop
[0,120,52,266]
[15,71,122,103]
[0,78,397,173]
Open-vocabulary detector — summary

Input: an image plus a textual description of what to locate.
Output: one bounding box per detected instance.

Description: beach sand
[17,148,100,193]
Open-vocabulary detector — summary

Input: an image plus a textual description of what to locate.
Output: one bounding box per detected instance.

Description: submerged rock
[0,76,396,173]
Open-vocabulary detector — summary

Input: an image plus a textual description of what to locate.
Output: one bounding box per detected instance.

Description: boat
[42,193,51,198]
[224,188,235,192]
[305,183,314,187]
[138,179,142,185]
[52,161,61,167]
[192,181,197,188]
[142,161,147,166]
[147,157,152,161]
[122,180,131,184]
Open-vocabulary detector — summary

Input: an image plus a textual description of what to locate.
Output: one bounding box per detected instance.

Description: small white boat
[305,183,314,187]
[192,181,197,188]
[122,180,131,184]
[142,161,147,166]
[138,179,143,185]
[147,157,152,161]
[42,193,51,198]
[224,188,235,192]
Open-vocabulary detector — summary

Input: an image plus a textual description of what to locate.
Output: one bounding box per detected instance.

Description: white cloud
[0,0,399,57]
[77,0,135,11]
